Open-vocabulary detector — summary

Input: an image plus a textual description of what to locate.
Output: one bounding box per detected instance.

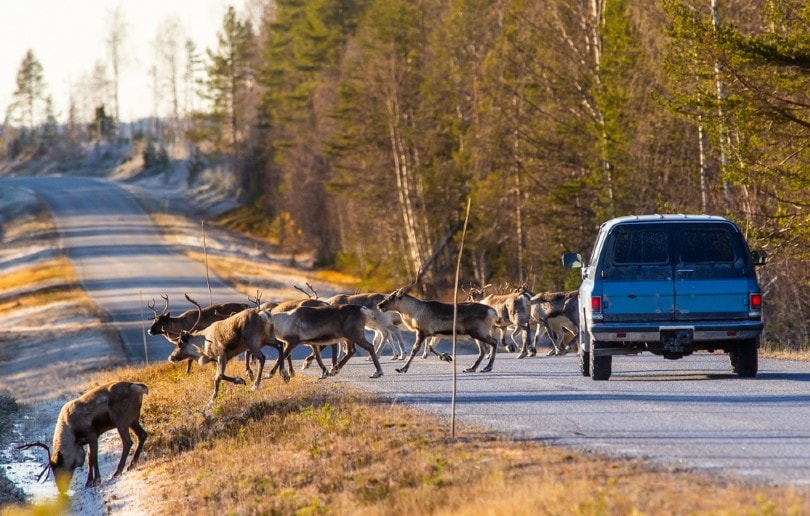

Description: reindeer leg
[244,352,255,382]
[86,439,101,486]
[278,342,294,383]
[356,336,383,378]
[301,350,316,370]
[311,346,329,379]
[502,327,515,353]
[333,342,356,373]
[421,336,432,359]
[186,359,193,374]
[328,343,338,374]
[480,335,498,372]
[113,427,133,478]
[525,323,536,356]
[128,421,147,470]
[464,338,484,372]
[397,333,426,373]
[251,350,265,390]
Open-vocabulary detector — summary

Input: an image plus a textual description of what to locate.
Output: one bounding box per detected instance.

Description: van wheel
[729,339,758,378]
[579,348,590,377]
[589,343,612,380]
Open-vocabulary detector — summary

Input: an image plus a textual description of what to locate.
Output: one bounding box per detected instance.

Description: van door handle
[677,269,695,273]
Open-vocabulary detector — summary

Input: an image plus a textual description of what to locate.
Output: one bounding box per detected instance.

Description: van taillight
[591,296,602,313]
[750,293,762,310]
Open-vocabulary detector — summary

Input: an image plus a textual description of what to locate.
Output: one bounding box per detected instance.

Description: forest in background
[3,0,809,350]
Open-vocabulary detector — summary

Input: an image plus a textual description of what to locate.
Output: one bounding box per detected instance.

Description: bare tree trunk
[711,0,732,205]
[387,90,424,279]
[589,0,616,211]
[106,5,127,136]
[512,94,525,280]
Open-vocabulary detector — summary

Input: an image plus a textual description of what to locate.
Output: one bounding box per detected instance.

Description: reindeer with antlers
[148,294,250,373]
[168,296,280,405]
[19,382,148,494]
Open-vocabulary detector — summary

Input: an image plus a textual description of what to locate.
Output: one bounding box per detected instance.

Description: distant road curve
[0,175,243,363]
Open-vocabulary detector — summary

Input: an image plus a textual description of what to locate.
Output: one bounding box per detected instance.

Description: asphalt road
[1,176,242,363]
[4,176,810,490]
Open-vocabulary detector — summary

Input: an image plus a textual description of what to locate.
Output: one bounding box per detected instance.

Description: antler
[305,282,318,300]
[18,442,52,482]
[147,298,157,317]
[184,294,203,333]
[248,289,263,308]
[294,284,313,299]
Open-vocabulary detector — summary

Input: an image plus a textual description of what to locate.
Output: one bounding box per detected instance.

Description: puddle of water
[2,416,73,505]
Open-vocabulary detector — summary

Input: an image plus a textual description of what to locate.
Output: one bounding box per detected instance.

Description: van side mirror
[751,250,767,266]
[562,252,582,269]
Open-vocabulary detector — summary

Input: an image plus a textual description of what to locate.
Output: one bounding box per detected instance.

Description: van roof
[600,214,733,231]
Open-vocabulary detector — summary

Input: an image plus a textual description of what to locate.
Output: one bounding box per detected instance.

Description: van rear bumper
[590,320,763,343]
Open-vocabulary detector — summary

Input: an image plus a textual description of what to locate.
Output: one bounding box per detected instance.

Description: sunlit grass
[0,257,95,316]
[0,257,75,291]
[62,362,810,515]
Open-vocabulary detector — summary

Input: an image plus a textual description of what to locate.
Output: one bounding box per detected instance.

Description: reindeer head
[168,331,202,364]
[168,294,205,364]
[377,288,406,312]
[19,440,85,494]
[147,295,170,336]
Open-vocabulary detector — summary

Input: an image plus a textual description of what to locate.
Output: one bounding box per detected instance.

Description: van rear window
[612,230,669,264]
[679,230,736,263]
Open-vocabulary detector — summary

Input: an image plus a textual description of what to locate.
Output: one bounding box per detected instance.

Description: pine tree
[201,5,254,188]
[8,49,47,131]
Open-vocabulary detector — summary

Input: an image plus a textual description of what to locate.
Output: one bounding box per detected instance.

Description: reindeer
[263,297,340,376]
[148,294,249,374]
[19,382,148,494]
[377,288,498,374]
[325,292,408,360]
[467,285,533,359]
[272,304,384,379]
[528,290,580,356]
[169,297,281,404]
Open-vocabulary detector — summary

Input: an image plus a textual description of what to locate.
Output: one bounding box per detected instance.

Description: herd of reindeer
[20,282,579,494]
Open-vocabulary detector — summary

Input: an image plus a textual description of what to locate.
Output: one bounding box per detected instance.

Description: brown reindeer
[19,382,148,494]
[272,304,384,379]
[169,297,279,405]
[377,288,498,374]
[148,294,249,374]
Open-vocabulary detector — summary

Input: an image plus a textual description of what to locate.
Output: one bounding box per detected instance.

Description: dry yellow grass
[61,362,810,515]
[0,257,75,291]
[0,257,95,316]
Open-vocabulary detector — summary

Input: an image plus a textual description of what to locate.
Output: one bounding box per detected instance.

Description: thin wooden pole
[139,290,149,365]
[451,198,472,439]
[202,220,213,304]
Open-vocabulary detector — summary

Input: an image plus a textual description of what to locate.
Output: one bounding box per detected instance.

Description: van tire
[590,344,612,380]
[730,339,758,378]
[580,349,590,377]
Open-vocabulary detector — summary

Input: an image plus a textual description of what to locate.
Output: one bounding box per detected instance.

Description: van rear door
[673,224,752,321]
[599,225,675,322]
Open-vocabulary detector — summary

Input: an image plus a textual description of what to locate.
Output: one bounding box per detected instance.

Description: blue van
[563,215,767,380]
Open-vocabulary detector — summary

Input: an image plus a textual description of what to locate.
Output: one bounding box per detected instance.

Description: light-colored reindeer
[272,304,385,379]
[377,287,498,373]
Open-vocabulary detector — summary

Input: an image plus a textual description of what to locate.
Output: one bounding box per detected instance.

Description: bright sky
[1,0,234,123]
